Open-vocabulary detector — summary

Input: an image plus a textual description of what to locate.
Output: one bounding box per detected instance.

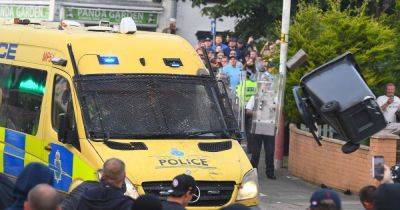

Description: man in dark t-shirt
[161,174,197,210]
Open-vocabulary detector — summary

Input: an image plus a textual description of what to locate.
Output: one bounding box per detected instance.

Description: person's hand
[381,164,394,184]
[387,97,394,105]
[247,36,254,44]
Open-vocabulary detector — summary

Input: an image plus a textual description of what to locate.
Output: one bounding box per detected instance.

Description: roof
[0,23,204,76]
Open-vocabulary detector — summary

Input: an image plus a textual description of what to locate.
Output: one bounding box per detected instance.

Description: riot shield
[251,72,279,136]
[237,70,248,138]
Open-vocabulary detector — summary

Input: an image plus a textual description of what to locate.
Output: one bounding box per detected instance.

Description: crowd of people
[195,34,280,180]
[0,160,256,210]
[2,159,400,210]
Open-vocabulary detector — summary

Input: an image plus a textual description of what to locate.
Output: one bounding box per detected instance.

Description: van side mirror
[58,113,71,144]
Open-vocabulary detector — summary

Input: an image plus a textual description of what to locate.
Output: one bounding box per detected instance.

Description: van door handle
[44,144,52,151]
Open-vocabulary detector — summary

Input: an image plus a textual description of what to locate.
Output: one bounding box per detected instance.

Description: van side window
[0,64,12,127]
[52,75,80,150]
[6,65,47,135]
[52,75,73,131]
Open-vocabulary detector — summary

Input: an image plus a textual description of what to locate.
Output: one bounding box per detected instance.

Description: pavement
[248,148,364,210]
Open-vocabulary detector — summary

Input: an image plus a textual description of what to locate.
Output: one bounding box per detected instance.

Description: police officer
[246,94,276,179]
[236,59,257,153]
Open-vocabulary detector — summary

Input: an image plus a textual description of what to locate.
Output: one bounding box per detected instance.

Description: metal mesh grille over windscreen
[74,74,234,139]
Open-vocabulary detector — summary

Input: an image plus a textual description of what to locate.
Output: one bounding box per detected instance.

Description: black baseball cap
[168,174,196,196]
[309,189,341,209]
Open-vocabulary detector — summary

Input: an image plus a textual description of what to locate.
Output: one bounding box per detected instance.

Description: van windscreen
[74,74,233,140]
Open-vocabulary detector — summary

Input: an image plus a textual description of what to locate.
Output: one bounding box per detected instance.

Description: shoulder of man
[161,201,186,210]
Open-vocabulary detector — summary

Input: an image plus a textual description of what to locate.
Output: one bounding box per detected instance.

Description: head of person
[374,183,400,210]
[229,50,237,59]
[199,41,206,48]
[11,163,53,207]
[131,194,162,210]
[215,35,223,45]
[249,50,258,60]
[246,58,255,67]
[24,184,60,210]
[309,189,342,210]
[101,158,126,189]
[169,18,176,29]
[215,45,223,53]
[207,50,214,59]
[229,56,237,67]
[197,49,204,59]
[221,56,228,66]
[386,83,396,97]
[245,58,256,73]
[204,37,212,48]
[229,38,237,49]
[237,39,245,49]
[226,34,231,43]
[220,203,250,210]
[359,185,376,210]
[217,51,224,59]
[167,174,196,207]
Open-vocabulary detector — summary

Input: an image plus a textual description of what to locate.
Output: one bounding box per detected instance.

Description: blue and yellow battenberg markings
[0,127,96,192]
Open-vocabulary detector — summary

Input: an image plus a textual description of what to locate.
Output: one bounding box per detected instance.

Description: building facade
[0,0,236,45]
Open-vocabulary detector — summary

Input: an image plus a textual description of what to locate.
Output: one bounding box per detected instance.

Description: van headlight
[97,169,139,199]
[124,178,140,199]
[236,168,259,201]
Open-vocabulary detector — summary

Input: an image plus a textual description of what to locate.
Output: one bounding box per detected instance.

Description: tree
[284,2,399,123]
[183,0,289,39]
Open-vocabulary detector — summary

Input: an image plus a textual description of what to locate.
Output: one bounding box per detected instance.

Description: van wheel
[321,100,340,113]
[61,181,99,210]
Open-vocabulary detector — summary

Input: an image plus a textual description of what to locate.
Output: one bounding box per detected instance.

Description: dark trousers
[245,115,253,153]
[250,134,275,176]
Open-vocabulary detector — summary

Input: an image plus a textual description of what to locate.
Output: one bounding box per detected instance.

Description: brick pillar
[370,131,399,169]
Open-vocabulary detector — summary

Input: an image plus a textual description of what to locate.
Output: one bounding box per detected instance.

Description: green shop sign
[63,7,158,26]
[0,5,49,20]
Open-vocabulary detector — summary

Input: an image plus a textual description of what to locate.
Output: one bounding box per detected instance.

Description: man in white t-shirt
[377,83,400,124]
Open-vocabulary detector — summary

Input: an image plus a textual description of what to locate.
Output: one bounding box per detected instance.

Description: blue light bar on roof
[98,56,119,65]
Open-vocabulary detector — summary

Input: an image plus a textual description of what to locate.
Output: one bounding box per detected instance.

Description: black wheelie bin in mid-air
[293,52,387,154]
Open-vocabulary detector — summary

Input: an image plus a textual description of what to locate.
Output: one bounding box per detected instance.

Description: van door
[0,62,48,177]
[43,70,96,192]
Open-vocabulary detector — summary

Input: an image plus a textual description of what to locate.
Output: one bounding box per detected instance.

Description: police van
[0,18,259,209]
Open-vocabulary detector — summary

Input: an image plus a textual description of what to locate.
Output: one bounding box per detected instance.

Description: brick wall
[288,124,398,193]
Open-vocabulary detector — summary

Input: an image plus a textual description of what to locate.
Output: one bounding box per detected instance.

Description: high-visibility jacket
[236,79,257,107]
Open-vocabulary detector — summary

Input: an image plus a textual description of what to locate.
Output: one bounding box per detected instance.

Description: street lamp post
[275,0,292,169]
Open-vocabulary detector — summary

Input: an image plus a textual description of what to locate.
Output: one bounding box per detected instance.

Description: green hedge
[284,2,399,123]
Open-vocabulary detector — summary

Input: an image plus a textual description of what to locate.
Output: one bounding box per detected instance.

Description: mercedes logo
[189,186,201,204]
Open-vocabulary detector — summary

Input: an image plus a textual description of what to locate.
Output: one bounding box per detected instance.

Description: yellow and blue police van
[0,18,259,209]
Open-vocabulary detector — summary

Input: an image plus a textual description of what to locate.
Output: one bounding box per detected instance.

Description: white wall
[176,1,237,46]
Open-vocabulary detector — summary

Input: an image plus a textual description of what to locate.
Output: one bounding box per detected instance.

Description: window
[52,75,73,131]
[0,64,12,127]
[52,74,79,150]
[0,64,47,135]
